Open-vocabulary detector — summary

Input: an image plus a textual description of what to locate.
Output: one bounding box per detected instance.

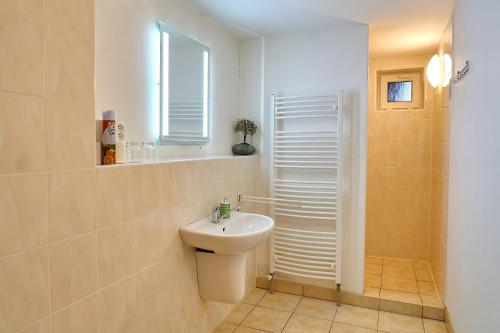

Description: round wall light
[442,54,452,87]
[426,54,442,88]
[426,53,453,88]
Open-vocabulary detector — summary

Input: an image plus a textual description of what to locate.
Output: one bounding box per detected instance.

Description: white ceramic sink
[179,212,274,255]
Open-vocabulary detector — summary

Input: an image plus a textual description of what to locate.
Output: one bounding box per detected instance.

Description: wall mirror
[159,21,210,144]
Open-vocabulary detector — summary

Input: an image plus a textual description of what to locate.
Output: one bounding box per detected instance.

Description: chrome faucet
[211,206,231,223]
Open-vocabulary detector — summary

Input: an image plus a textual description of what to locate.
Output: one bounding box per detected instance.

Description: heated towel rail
[240,92,343,291]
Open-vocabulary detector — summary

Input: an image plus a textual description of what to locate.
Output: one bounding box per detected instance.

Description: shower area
[365,23,451,307]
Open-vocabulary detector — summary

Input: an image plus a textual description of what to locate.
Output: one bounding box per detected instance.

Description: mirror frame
[158,21,211,145]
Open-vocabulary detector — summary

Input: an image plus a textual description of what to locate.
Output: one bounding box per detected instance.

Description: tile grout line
[279,293,302,333]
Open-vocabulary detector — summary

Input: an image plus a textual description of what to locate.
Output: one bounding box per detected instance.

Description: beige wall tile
[18,318,51,333]
[45,24,94,101]
[49,234,98,310]
[0,92,46,174]
[272,279,303,295]
[46,100,94,171]
[51,295,99,333]
[9,0,44,22]
[0,173,47,256]
[46,0,93,40]
[99,277,138,333]
[0,247,50,333]
[303,284,337,301]
[96,166,137,228]
[97,221,137,288]
[48,169,96,241]
[0,9,44,95]
[341,291,380,310]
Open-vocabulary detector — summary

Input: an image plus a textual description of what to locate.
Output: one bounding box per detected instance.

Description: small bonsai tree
[234,118,257,144]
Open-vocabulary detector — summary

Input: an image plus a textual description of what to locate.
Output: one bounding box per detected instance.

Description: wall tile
[18,318,51,333]
[0,92,46,174]
[0,247,50,333]
[0,173,47,256]
[48,169,96,241]
[0,9,44,95]
[98,221,138,288]
[46,99,94,171]
[9,0,44,22]
[46,0,93,41]
[51,295,99,333]
[99,277,138,333]
[49,233,98,310]
[45,26,93,101]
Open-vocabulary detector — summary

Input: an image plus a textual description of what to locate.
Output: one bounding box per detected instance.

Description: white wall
[95,0,241,156]
[259,25,369,293]
[446,0,500,331]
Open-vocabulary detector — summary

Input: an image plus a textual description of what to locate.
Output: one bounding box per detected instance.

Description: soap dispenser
[220,196,231,219]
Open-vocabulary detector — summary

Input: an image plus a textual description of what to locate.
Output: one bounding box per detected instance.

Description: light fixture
[426,53,452,88]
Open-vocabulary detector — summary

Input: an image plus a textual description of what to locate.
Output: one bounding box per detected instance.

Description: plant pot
[232,142,256,156]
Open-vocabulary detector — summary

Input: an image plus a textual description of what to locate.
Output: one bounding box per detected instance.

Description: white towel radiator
[240,92,344,295]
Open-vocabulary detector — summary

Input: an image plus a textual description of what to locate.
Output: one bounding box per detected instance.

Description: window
[377,69,424,110]
[387,81,412,102]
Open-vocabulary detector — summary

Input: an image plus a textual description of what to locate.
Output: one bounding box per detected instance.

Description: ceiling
[186,0,455,58]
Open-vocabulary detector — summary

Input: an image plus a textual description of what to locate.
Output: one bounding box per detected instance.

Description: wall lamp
[426,53,452,88]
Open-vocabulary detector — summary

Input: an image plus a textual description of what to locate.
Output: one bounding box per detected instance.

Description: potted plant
[232,118,257,155]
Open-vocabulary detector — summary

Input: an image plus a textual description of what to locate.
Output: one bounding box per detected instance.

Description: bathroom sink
[179,212,274,255]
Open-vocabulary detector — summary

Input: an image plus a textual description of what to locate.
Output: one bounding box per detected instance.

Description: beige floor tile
[258,291,301,312]
[423,319,448,333]
[383,258,413,269]
[234,326,267,333]
[241,306,291,333]
[242,288,267,305]
[365,256,383,265]
[379,289,421,305]
[295,297,337,320]
[378,311,424,333]
[364,274,381,288]
[225,304,254,324]
[363,287,380,298]
[365,264,382,275]
[417,281,437,296]
[213,322,237,333]
[334,305,378,330]
[413,261,430,270]
[330,322,377,333]
[415,268,433,281]
[283,314,332,333]
[382,276,419,293]
[383,265,415,280]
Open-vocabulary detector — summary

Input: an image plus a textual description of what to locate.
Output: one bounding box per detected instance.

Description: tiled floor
[364,256,443,310]
[214,288,448,333]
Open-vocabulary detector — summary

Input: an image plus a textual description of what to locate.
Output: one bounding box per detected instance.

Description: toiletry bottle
[102,110,116,165]
[220,196,231,219]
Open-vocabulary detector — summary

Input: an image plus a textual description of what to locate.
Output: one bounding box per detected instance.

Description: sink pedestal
[195,250,246,303]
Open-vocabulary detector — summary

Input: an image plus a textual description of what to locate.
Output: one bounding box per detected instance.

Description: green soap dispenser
[219,196,231,219]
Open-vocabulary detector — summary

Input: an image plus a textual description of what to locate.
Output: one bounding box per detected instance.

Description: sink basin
[179,212,274,255]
